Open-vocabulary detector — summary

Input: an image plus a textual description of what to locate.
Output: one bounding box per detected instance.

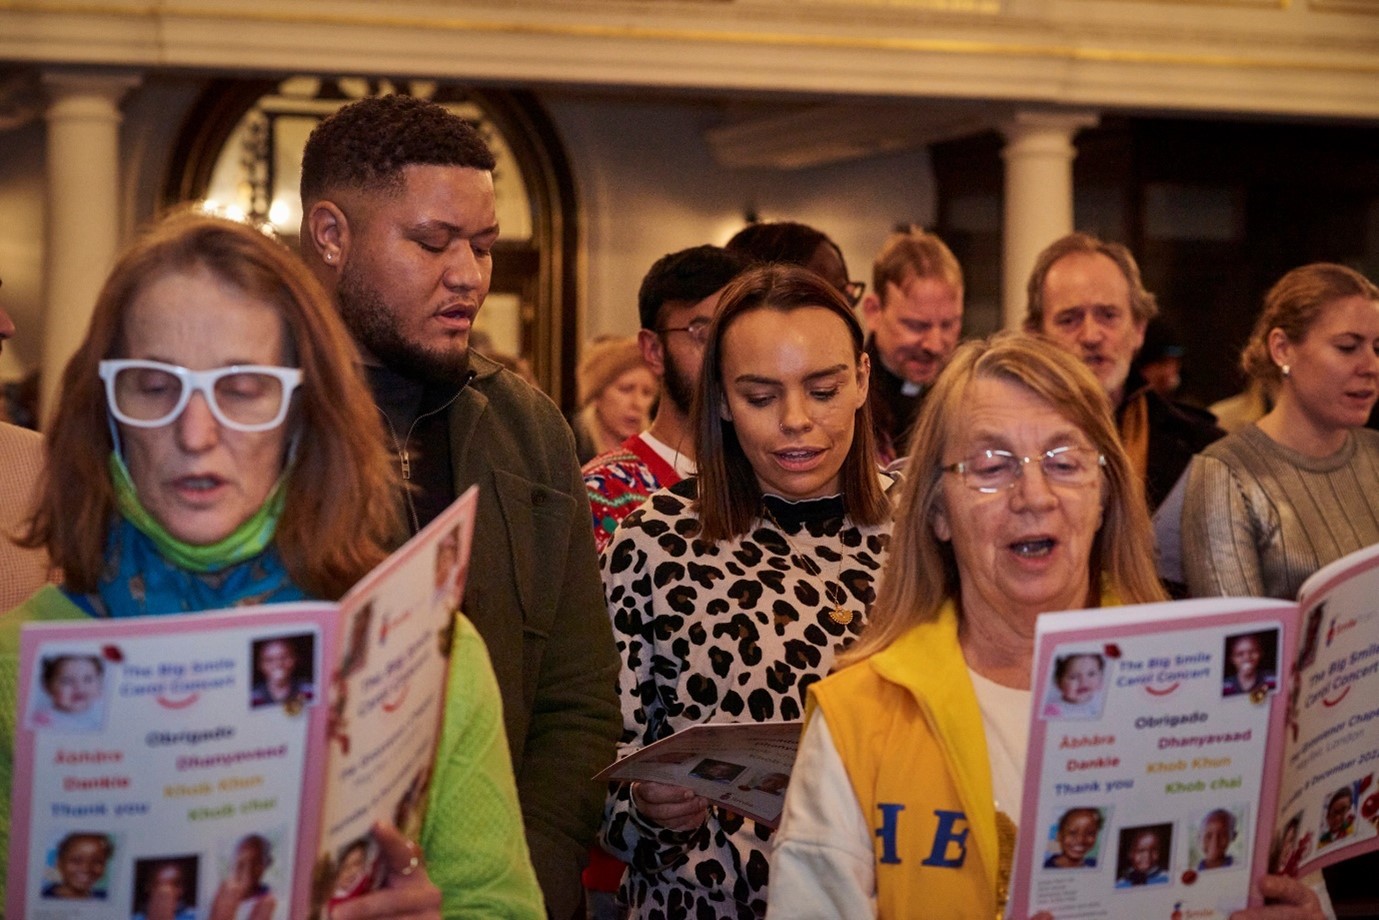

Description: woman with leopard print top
[598,265,897,919]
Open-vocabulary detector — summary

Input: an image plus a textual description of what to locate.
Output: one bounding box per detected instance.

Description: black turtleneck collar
[365,362,473,534]
[760,492,847,530]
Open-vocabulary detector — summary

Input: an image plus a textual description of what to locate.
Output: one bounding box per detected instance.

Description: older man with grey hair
[1024,232,1222,514]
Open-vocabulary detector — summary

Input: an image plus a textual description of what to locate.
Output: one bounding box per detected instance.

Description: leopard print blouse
[599,478,894,919]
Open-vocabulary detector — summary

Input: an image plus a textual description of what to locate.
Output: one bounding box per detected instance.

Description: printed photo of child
[688,758,746,784]
[1270,813,1306,877]
[1222,629,1278,699]
[1114,824,1172,888]
[750,772,790,796]
[29,652,108,732]
[393,763,434,841]
[250,633,316,711]
[209,833,277,920]
[1041,651,1108,720]
[1192,807,1243,871]
[1319,785,1357,848]
[323,836,381,914]
[1043,807,1105,869]
[1296,602,1324,672]
[434,522,472,614]
[130,855,199,920]
[431,527,465,613]
[337,601,374,681]
[41,831,114,900]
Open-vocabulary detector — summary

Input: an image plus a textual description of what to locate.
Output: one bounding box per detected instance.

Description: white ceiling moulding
[1310,0,1379,10]
[1063,0,1285,7]
[705,99,1012,170]
[1,0,1378,120]
[784,0,1000,11]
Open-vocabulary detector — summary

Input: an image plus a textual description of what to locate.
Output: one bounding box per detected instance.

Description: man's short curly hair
[300,94,496,202]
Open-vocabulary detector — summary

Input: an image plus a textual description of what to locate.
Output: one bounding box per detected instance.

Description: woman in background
[572,335,659,463]
[1183,263,1379,600]
[600,264,895,917]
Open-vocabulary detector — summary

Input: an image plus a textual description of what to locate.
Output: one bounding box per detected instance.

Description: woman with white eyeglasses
[1,210,543,916]
[768,334,1325,920]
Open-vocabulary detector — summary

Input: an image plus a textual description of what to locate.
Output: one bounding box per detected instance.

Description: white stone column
[39,70,140,423]
[1000,111,1098,330]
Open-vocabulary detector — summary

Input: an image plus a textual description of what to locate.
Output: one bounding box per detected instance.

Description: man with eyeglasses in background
[0,275,51,610]
[859,226,965,464]
[582,245,746,554]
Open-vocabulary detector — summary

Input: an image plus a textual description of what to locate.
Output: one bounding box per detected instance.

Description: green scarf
[108,452,286,573]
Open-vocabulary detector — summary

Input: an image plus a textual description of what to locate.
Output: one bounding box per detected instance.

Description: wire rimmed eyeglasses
[659,318,713,346]
[98,359,303,432]
[942,446,1106,493]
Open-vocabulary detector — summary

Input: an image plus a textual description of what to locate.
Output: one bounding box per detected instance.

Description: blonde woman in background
[572,336,658,464]
[1183,263,1379,600]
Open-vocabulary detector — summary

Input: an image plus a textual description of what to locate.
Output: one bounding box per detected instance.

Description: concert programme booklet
[1008,542,1379,920]
[594,721,800,828]
[6,487,478,920]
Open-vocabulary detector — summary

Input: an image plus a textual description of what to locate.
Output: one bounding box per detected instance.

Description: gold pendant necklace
[827,597,854,626]
[761,506,855,626]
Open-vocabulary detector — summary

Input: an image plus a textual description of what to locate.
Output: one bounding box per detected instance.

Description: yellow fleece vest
[810,607,1000,919]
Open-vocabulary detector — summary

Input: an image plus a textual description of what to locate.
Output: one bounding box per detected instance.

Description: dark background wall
[935,118,1379,408]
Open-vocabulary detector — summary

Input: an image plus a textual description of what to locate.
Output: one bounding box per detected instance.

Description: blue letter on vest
[921,809,968,867]
[875,803,905,864]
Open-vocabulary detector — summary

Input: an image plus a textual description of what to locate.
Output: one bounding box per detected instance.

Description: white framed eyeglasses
[98,359,303,432]
[942,446,1106,493]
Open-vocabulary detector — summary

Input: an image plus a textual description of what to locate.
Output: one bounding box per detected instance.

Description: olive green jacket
[445,352,622,920]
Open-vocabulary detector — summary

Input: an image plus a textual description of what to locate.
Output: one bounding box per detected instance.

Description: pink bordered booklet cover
[1011,542,1379,919]
[6,487,478,920]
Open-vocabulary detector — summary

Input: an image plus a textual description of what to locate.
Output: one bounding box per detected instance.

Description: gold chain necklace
[761,505,855,626]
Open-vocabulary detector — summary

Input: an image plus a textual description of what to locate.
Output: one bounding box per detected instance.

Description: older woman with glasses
[2,211,543,916]
[768,334,1324,920]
